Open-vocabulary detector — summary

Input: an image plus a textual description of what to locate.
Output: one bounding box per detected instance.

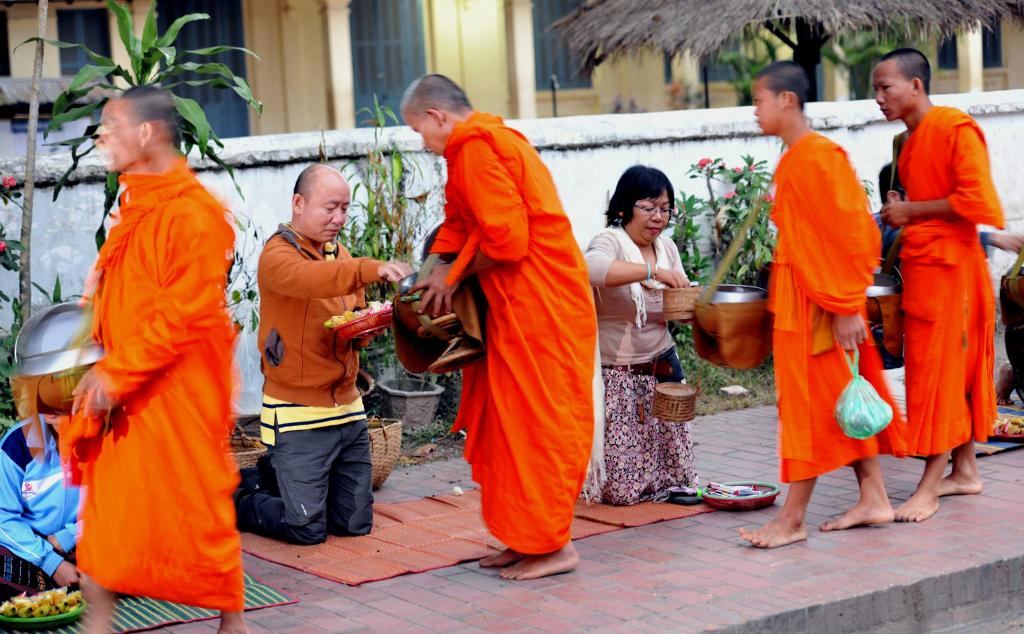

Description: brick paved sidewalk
[165,406,1024,633]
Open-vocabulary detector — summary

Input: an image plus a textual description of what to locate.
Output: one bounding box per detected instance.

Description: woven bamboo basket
[230,428,267,469]
[369,417,403,490]
[652,382,698,422]
[663,287,700,321]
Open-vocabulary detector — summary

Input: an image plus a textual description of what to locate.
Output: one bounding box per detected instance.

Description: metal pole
[549,74,560,117]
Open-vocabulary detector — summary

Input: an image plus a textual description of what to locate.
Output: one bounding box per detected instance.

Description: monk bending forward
[402,75,597,579]
[873,49,1004,522]
[68,87,247,632]
[740,62,906,548]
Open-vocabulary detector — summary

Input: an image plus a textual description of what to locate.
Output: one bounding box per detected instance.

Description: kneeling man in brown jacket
[235,164,412,544]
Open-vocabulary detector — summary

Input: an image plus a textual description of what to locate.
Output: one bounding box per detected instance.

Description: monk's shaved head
[400,74,472,117]
[755,61,810,110]
[119,85,181,147]
[293,163,343,199]
[878,48,931,93]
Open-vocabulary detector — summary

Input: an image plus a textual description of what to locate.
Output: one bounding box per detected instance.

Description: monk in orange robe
[873,49,1004,522]
[67,87,247,633]
[401,74,597,579]
[740,62,905,548]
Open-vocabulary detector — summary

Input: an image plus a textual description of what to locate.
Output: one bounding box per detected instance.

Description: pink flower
[697,158,713,169]
[732,167,743,174]
[762,193,774,203]
[749,164,756,172]
[0,242,7,253]
[1,176,15,189]
[723,192,737,200]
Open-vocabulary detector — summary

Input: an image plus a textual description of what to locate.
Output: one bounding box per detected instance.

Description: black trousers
[235,420,373,545]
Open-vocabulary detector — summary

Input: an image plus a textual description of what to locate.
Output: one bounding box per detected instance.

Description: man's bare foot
[479,548,525,568]
[820,500,894,531]
[938,472,983,497]
[894,492,939,522]
[738,517,807,548]
[218,611,249,634]
[500,543,579,580]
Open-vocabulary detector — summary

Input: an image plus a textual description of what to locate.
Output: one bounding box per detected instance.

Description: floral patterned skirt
[600,367,699,505]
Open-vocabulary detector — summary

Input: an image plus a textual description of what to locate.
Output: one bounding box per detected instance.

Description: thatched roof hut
[554,0,1024,100]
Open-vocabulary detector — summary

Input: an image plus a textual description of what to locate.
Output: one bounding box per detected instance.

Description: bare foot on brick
[820,500,894,531]
[217,612,248,634]
[938,472,983,497]
[479,548,525,568]
[499,543,579,580]
[894,492,939,522]
[739,518,807,548]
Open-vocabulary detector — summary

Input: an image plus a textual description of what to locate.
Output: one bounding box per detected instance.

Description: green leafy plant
[226,214,262,333]
[342,97,431,302]
[26,0,263,248]
[673,192,712,285]
[687,156,775,286]
[823,28,925,100]
[716,34,779,106]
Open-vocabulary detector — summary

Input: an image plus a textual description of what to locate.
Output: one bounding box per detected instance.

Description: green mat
[5,574,295,633]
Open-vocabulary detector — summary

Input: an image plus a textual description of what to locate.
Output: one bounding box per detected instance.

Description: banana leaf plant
[24,0,262,248]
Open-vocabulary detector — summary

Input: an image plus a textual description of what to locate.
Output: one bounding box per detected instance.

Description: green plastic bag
[834,349,893,439]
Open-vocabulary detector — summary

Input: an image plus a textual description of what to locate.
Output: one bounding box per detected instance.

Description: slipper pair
[664,486,702,506]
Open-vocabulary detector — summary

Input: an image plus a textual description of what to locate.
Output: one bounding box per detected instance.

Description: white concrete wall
[2,90,1023,413]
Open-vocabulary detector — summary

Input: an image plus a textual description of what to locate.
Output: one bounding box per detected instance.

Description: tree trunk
[793,18,827,103]
[19,0,49,322]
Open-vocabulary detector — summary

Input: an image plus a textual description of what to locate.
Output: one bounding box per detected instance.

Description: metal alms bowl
[14,302,104,377]
[709,284,768,304]
[866,272,901,298]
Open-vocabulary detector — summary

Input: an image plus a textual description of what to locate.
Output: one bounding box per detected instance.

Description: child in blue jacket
[0,415,80,591]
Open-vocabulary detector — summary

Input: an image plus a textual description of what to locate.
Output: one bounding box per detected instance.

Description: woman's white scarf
[599,227,672,327]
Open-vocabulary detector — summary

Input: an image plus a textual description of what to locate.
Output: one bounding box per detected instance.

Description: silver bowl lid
[866,272,901,298]
[710,284,768,304]
[14,302,104,377]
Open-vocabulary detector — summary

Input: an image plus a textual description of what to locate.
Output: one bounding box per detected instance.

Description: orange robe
[431,112,596,554]
[770,133,905,482]
[62,158,244,611]
[898,106,1004,455]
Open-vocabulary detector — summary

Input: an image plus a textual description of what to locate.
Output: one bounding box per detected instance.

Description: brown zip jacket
[257,224,383,407]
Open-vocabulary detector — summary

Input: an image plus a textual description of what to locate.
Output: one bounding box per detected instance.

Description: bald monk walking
[740,62,905,548]
[402,74,597,579]
[873,49,1004,522]
[67,87,247,632]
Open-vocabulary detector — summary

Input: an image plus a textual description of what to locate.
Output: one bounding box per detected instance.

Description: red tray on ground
[332,311,392,341]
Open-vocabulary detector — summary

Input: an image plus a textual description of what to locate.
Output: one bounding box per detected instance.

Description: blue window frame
[56,9,112,76]
[533,0,590,90]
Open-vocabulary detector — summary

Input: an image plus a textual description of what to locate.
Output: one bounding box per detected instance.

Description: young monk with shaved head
[401,74,599,579]
[739,61,905,548]
[873,48,1004,522]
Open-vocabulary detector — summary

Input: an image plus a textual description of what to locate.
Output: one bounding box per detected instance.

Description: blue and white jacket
[0,418,80,576]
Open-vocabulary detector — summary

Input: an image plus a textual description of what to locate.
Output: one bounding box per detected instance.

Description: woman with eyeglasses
[584,165,699,505]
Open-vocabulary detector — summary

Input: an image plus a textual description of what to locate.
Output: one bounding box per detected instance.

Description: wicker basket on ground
[369,417,403,490]
[229,423,267,469]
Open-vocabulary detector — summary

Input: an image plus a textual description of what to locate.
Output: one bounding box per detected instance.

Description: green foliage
[226,214,263,333]
[685,156,775,287]
[24,0,263,247]
[342,98,431,304]
[717,35,778,106]
[823,29,926,100]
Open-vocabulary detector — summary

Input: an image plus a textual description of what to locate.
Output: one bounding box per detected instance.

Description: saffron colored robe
[432,112,597,554]
[63,158,244,611]
[898,106,1004,455]
[770,133,905,482]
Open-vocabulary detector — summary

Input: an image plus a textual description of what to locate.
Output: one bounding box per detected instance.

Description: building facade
[2,0,1022,145]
